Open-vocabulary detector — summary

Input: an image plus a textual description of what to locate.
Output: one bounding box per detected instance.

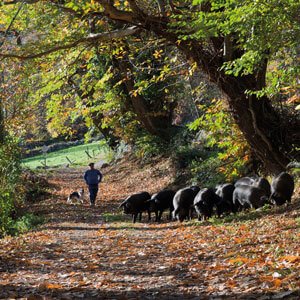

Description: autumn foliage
[0,157,299,299]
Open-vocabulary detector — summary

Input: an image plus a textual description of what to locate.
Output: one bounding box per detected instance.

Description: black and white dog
[67,188,84,204]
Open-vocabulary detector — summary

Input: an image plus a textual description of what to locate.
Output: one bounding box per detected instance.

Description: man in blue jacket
[84,162,103,207]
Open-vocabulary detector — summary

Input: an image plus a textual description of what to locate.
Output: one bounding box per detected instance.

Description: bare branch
[0,26,141,60]
[48,2,83,17]
[127,0,146,16]
[3,0,40,5]
[97,0,136,24]
[157,0,167,17]
[0,1,25,48]
[4,1,25,36]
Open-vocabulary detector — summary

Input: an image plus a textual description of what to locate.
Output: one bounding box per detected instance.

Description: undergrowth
[0,136,22,237]
[6,213,45,236]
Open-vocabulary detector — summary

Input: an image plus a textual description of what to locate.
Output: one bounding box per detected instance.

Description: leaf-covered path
[0,159,300,299]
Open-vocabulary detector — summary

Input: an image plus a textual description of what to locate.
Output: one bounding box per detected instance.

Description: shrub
[7,213,44,236]
[189,152,228,187]
[21,170,50,202]
[0,136,22,236]
[134,133,167,160]
[188,99,250,181]
[175,145,208,169]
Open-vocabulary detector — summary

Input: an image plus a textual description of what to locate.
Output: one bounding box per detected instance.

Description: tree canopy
[0,0,299,173]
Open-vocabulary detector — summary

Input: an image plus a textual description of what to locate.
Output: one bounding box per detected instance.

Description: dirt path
[0,160,300,299]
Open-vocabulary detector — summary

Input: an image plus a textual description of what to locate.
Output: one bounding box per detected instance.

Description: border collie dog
[67,188,84,204]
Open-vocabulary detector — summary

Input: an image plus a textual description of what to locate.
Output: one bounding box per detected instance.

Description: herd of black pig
[119,172,295,223]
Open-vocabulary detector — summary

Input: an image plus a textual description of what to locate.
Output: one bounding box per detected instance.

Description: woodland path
[0,158,299,299]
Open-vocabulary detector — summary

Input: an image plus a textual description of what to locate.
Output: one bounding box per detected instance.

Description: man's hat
[88,162,95,167]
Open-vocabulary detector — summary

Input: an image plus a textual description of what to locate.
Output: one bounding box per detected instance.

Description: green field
[22,141,110,169]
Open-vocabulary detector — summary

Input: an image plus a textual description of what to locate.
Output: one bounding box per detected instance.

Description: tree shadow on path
[0,284,299,299]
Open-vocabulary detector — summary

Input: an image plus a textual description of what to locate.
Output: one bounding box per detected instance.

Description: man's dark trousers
[88,184,99,205]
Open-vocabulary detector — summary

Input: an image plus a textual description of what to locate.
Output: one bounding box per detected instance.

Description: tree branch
[0,26,141,60]
[98,0,136,24]
[3,0,40,4]
[48,1,83,17]
[157,0,167,17]
[127,0,146,17]
[0,1,25,47]
[4,1,25,36]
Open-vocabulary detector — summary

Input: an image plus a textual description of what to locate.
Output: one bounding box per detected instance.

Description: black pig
[234,177,256,187]
[194,188,220,220]
[148,189,175,221]
[215,183,238,215]
[173,186,200,222]
[270,172,294,206]
[253,177,271,197]
[233,185,268,209]
[119,191,151,223]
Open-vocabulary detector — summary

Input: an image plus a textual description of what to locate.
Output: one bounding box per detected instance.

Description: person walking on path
[84,162,103,207]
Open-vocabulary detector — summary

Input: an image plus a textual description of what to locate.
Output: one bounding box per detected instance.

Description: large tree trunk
[220,76,290,174]
[108,12,295,173]
[104,7,298,172]
[100,1,299,173]
[155,33,297,174]
[196,57,296,174]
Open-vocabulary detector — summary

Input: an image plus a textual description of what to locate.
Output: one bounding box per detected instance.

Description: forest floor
[0,156,300,299]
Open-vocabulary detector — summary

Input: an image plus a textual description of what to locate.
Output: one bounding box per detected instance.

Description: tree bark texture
[184,41,298,174]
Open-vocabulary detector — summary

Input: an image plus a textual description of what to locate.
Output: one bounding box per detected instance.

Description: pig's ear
[119,200,126,208]
[155,200,160,205]
[151,197,158,203]
[260,196,268,203]
[269,193,275,204]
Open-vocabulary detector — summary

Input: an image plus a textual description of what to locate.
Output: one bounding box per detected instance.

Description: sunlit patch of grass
[189,204,274,226]
[102,212,125,223]
[100,212,178,230]
[22,141,109,169]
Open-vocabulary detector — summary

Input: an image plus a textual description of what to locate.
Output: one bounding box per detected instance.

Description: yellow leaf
[229,257,250,264]
[226,279,236,288]
[38,282,63,290]
[273,279,282,287]
[153,50,163,59]
[260,275,274,282]
[280,255,300,263]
